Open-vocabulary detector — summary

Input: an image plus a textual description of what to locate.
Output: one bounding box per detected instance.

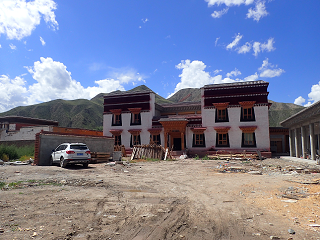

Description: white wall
[0,126,53,141]
[103,93,156,149]
[201,105,270,150]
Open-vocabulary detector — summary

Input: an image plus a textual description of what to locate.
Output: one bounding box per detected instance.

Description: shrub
[0,145,19,160]
[0,144,34,161]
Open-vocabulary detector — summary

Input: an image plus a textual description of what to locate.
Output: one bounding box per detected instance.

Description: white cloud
[0,57,146,112]
[40,36,45,46]
[258,58,284,78]
[253,38,275,56]
[142,18,149,23]
[214,69,222,75]
[246,1,268,22]
[0,75,28,112]
[168,59,258,98]
[215,37,220,46]
[211,7,229,18]
[0,44,2,48]
[226,33,242,50]
[206,0,254,7]
[244,73,259,81]
[237,42,251,54]
[253,42,261,56]
[294,96,305,106]
[226,68,241,78]
[306,81,320,105]
[9,43,16,50]
[0,0,58,40]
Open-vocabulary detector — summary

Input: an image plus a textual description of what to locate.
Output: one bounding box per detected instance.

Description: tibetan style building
[103,80,271,157]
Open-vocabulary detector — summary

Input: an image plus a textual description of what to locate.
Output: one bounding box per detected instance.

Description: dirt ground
[1,158,320,240]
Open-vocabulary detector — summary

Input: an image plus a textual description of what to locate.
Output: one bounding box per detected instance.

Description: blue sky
[1,0,320,113]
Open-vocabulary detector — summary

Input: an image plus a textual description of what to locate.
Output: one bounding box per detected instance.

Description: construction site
[1,156,320,240]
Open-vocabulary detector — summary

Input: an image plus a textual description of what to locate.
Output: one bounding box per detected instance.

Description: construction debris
[91,152,111,163]
[130,144,170,160]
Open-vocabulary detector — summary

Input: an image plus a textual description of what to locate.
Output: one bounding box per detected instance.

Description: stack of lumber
[208,150,258,160]
[114,145,127,157]
[91,152,111,163]
[130,144,170,160]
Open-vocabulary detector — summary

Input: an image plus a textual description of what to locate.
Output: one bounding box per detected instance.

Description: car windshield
[70,145,88,150]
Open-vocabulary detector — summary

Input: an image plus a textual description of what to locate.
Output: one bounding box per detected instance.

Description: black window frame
[130,112,141,126]
[114,135,122,146]
[215,108,229,122]
[150,134,161,145]
[240,107,255,122]
[192,133,206,147]
[130,134,141,147]
[241,132,256,148]
[112,113,122,126]
[216,133,230,147]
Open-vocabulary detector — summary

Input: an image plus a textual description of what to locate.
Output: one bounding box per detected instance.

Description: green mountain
[167,88,201,103]
[268,100,305,127]
[0,85,305,129]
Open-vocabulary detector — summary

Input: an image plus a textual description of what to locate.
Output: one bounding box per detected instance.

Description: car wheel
[83,163,89,168]
[49,156,53,166]
[60,157,67,168]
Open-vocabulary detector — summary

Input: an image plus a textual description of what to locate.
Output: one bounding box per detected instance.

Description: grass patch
[0,144,34,161]
[0,179,62,190]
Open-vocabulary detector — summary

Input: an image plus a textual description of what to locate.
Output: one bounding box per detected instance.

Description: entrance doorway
[173,138,182,151]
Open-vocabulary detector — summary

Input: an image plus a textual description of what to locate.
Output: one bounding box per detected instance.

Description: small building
[269,127,289,155]
[0,116,102,146]
[103,80,271,157]
[281,100,320,160]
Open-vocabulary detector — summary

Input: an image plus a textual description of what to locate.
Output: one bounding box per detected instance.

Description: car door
[53,145,62,162]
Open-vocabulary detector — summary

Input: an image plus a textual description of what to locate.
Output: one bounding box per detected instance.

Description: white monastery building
[103,80,271,157]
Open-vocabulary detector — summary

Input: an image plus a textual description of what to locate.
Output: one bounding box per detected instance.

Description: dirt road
[1,158,320,240]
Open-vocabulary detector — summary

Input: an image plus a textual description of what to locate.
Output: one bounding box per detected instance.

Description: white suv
[50,143,91,168]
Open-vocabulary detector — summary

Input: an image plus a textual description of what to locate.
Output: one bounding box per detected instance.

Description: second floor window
[216,108,229,122]
[112,114,122,126]
[131,112,141,125]
[241,107,255,121]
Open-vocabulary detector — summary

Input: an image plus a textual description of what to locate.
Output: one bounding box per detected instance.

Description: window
[130,134,141,147]
[239,101,256,122]
[112,114,122,126]
[131,112,141,125]
[110,109,122,126]
[239,126,257,147]
[241,107,255,121]
[128,108,142,126]
[193,133,206,147]
[216,133,229,147]
[114,135,122,146]
[213,103,229,122]
[150,134,161,145]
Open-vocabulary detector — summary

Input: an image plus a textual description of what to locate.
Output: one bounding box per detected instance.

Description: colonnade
[289,123,320,160]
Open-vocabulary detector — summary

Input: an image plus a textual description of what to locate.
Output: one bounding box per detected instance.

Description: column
[294,128,300,158]
[301,126,306,159]
[310,123,316,160]
[289,129,293,156]
[181,132,185,150]
[164,132,168,149]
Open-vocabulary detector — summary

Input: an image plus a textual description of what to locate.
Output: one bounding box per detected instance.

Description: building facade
[103,81,271,157]
[281,101,320,160]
